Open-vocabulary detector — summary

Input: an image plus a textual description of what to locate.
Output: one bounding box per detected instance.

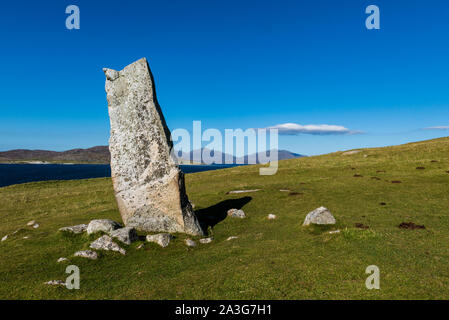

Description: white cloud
[263,123,361,135]
[424,126,449,130]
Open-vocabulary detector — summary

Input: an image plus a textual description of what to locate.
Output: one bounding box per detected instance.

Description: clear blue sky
[0,0,448,155]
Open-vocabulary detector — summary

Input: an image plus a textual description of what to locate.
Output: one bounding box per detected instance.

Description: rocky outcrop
[303,207,336,226]
[103,58,203,236]
[90,235,126,255]
[110,227,138,245]
[59,224,88,234]
[74,250,98,260]
[146,233,173,247]
[86,219,121,235]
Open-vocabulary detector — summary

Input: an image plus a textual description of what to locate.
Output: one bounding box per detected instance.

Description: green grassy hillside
[1,137,448,299]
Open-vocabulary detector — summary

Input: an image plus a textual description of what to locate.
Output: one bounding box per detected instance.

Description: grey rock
[267,214,277,220]
[303,207,336,226]
[110,227,138,245]
[27,220,36,226]
[86,219,121,235]
[74,250,98,260]
[226,236,238,241]
[32,223,39,229]
[227,189,261,194]
[59,224,88,234]
[199,237,213,244]
[342,150,361,155]
[1,235,8,242]
[90,235,126,255]
[185,239,197,247]
[136,243,145,250]
[146,233,173,247]
[104,58,203,236]
[45,280,66,286]
[227,208,246,218]
[57,257,68,263]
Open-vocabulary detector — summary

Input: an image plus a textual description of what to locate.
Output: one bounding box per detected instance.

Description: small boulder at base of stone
[87,219,121,235]
[59,224,88,234]
[74,250,98,260]
[227,209,246,218]
[90,235,126,255]
[110,227,138,245]
[303,207,336,226]
[146,233,173,247]
[185,239,197,247]
[45,280,66,286]
[199,237,213,244]
[268,214,277,220]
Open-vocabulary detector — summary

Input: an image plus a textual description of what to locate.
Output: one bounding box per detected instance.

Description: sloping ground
[0,137,448,299]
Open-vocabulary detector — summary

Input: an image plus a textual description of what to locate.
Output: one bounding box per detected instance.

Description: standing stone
[103,58,203,236]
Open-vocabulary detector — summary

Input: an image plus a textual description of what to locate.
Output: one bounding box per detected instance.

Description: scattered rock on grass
[227,189,261,194]
[90,235,126,255]
[185,239,197,247]
[227,209,246,218]
[57,257,68,263]
[398,222,425,230]
[27,220,36,226]
[110,227,138,245]
[74,250,98,260]
[87,219,121,235]
[59,224,88,234]
[328,230,341,234]
[279,189,291,192]
[45,280,66,286]
[146,233,173,247]
[32,223,39,229]
[1,235,8,242]
[303,207,336,226]
[199,237,213,244]
[136,243,144,250]
[226,236,238,241]
[268,214,277,220]
[342,150,361,155]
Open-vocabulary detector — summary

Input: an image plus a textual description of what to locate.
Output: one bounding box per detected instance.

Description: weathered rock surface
[103,58,203,236]
[199,237,213,244]
[74,250,98,260]
[59,224,88,234]
[303,207,336,226]
[227,209,246,218]
[90,235,126,255]
[185,239,196,247]
[110,227,138,245]
[146,233,173,247]
[45,280,66,286]
[87,219,121,235]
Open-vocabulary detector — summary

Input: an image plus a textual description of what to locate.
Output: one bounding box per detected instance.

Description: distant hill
[0,146,305,164]
[178,148,305,164]
[0,146,110,164]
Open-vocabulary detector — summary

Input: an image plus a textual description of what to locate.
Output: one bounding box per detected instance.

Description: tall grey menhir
[103,58,203,236]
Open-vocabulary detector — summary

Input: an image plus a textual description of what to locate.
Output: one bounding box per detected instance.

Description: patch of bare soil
[379,202,386,206]
[398,222,425,230]
[355,223,369,229]
[391,180,402,184]
[288,192,303,196]
[353,174,363,178]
